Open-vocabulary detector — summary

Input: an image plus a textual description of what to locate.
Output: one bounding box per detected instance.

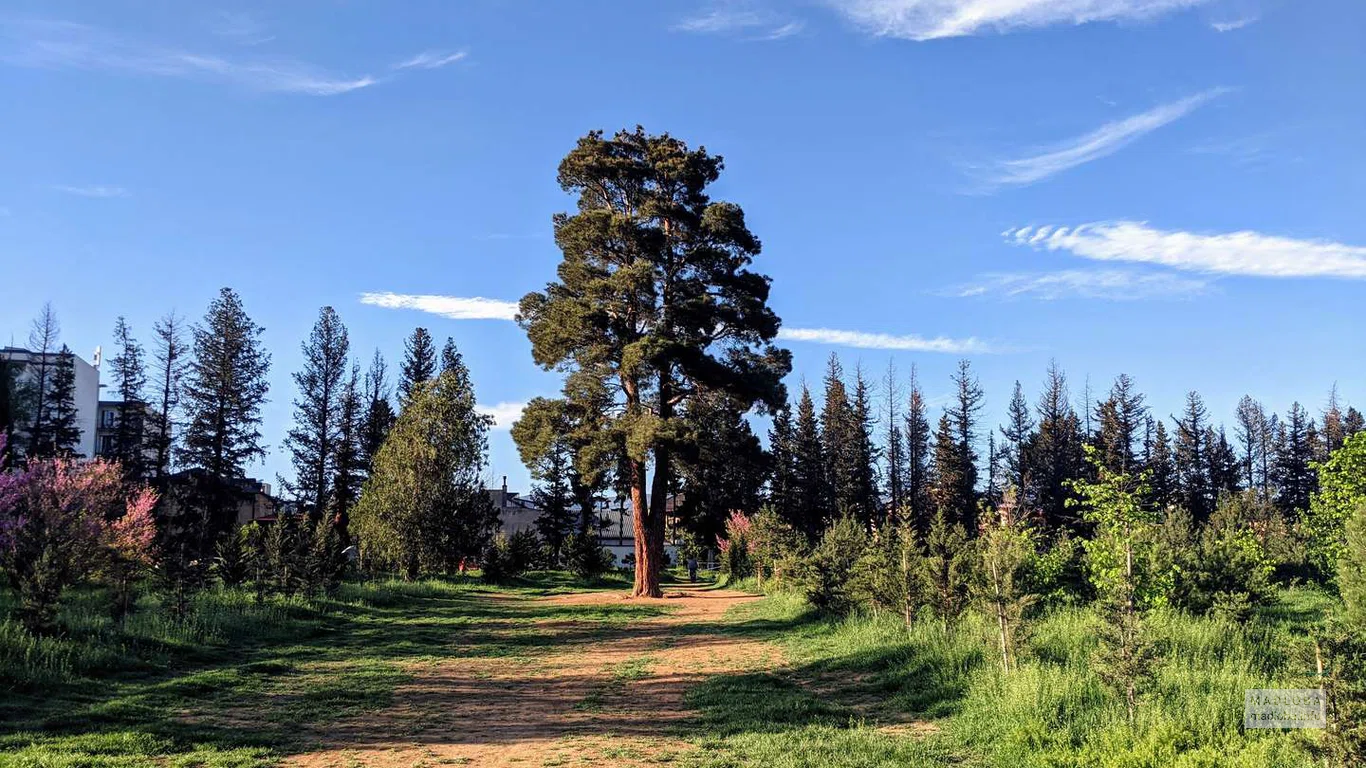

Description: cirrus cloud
[825,0,1210,40]
[1005,222,1366,279]
[359,292,520,321]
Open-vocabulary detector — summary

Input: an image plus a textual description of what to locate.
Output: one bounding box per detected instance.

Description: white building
[1,346,101,458]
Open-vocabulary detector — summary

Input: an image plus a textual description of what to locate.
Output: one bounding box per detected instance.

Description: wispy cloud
[393,50,468,70]
[53,184,128,198]
[946,269,1209,300]
[980,88,1227,188]
[1211,16,1257,32]
[1,19,375,95]
[676,4,805,40]
[207,11,274,46]
[359,292,520,321]
[477,401,526,430]
[826,0,1210,40]
[778,327,1001,354]
[1006,222,1366,279]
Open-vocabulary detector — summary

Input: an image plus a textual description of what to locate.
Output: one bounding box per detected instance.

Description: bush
[719,511,753,581]
[802,515,866,616]
[508,529,542,573]
[1166,493,1274,620]
[565,533,612,583]
[481,534,516,584]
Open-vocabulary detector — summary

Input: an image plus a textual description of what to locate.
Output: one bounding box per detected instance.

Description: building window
[99,435,115,455]
[101,410,117,428]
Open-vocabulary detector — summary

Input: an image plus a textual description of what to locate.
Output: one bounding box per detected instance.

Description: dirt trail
[285,585,780,768]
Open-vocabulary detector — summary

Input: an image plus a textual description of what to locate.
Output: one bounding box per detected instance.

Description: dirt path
[285,584,781,768]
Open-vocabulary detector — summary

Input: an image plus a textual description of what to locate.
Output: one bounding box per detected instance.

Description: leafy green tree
[351,369,498,579]
[518,128,790,597]
[920,507,972,634]
[1304,432,1366,579]
[975,490,1037,672]
[1323,499,1366,766]
[109,317,149,478]
[1070,448,1168,723]
[181,287,271,480]
[284,306,350,519]
[397,327,436,404]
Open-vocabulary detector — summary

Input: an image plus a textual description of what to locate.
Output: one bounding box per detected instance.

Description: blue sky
[2,0,1363,491]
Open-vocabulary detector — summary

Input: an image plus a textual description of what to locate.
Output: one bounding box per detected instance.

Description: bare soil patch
[284,585,780,768]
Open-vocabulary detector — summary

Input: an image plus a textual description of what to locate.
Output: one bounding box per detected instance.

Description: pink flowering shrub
[717,511,754,579]
[0,440,160,632]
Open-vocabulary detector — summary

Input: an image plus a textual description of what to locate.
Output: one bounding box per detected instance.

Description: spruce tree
[531,447,576,564]
[921,507,972,634]
[767,406,799,521]
[1029,361,1085,531]
[41,346,83,457]
[1001,380,1034,492]
[792,384,829,541]
[1346,407,1365,440]
[1146,419,1176,510]
[360,349,397,471]
[821,354,862,520]
[1324,384,1348,455]
[849,366,880,525]
[1174,391,1214,524]
[1094,374,1146,474]
[676,391,768,544]
[1275,402,1317,516]
[284,306,350,519]
[181,287,272,480]
[331,366,364,541]
[949,360,984,531]
[1206,425,1241,500]
[148,311,188,479]
[440,337,462,375]
[398,327,437,403]
[904,365,933,532]
[1234,395,1268,495]
[109,316,148,478]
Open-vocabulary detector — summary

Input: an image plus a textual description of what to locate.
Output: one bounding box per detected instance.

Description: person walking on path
[687,555,699,583]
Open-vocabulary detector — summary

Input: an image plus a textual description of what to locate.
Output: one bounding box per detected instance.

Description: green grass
[684,586,1335,768]
[0,571,648,767]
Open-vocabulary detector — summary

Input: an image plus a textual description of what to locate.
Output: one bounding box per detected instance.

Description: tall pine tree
[284,306,350,519]
[24,303,61,458]
[904,365,933,532]
[361,349,397,471]
[109,316,148,478]
[792,384,830,541]
[148,311,188,479]
[181,287,272,480]
[1173,391,1214,524]
[398,327,437,404]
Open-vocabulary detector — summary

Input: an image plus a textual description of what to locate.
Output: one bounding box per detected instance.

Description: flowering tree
[0,438,159,632]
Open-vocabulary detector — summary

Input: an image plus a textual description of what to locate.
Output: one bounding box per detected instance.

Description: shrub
[718,511,753,581]
[802,515,866,615]
[748,506,805,591]
[920,508,972,633]
[1166,493,1275,620]
[1305,433,1366,581]
[481,533,516,584]
[565,533,612,583]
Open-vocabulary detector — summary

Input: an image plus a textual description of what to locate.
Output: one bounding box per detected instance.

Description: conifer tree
[882,359,905,518]
[1174,391,1214,524]
[181,287,272,480]
[921,507,972,634]
[1146,419,1176,510]
[531,446,576,563]
[1001,380,1034,492]
[676,391,768,543]
[767,406,799,520]
[511,390,614,537]
[517,129,790,597]
[792,384,830,541]
[849,366,880,524]
[360,349,396,471]
[109,316,148,478]
[1206,425,1241,499]
[284,306,350,519]
[1275,402,1317,516]
[440,336,462,375]
[398,327,437,403]
[41,346,83,458]
[1345,407,1365,440]
[976,489,1036,672]
[821,354,863,520]
[148,312,188,479]
[905,365,933,532]
[1234,395,1268,495]
[1324,384,1348,455]
[1030,361,1085,530]
[331,366,364,541]
[24,303,61,458]
[1094,374,1146,474]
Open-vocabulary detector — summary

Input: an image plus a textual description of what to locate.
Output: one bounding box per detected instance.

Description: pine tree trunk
[630,458,661,598]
